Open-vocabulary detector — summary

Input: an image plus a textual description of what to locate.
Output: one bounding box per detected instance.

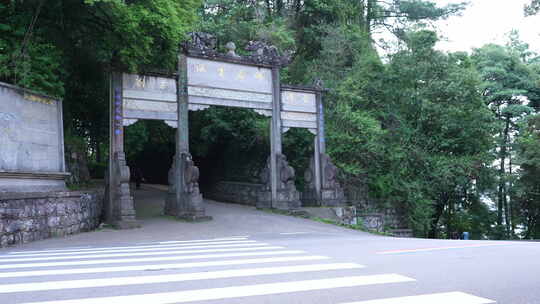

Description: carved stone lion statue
[259,154,296,190]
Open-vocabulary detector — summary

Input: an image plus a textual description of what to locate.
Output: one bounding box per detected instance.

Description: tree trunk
[96,139,102,163]
[365,0,375,37]
[276,0,283,15]
[497,119,509,231]
[508,145,515,235]
[429,200,446,239]
[503,117,511,236]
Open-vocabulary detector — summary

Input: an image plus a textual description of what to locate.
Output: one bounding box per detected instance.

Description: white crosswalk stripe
[0,237,496,304]
[21,275,415,304]
[6,237,248,255]
[0,263,363,293]
[0,247,289,270]
[0,242,271,262]
[2,240,257,258]
[341,291,495,304]
[0,255,331,278]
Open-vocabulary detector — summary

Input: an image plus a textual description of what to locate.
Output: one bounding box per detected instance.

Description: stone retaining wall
[0,190,103,247]
[205,181,262,206]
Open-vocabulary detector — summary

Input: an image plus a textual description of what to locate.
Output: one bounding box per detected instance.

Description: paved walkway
[0,185,374,252]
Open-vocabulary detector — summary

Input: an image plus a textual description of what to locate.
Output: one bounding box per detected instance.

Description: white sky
[434,0,540,53]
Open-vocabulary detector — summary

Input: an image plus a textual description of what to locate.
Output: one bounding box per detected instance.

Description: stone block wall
[0,190,103,247]
[206,181,262,206]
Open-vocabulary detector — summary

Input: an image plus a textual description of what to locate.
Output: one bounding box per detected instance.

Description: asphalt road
[0,187,539,304]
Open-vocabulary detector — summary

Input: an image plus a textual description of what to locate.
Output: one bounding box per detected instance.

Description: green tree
[472,37,538,238]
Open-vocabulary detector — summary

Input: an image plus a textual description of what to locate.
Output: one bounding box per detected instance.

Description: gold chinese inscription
[23,93,54,105]
[217,66,225,77]
[236,70,246,80]
[195,64,207,73]
[254,71,265,80]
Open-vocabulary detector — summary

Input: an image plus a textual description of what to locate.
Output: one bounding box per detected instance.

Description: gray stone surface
[303,154,346,207]
[257,154,301,210]
[206,181,262,206]
[357,213,385,232]
[0,190,103,247]
[0,82,67,193]
[165,154,208,221]
[0,82,63,173]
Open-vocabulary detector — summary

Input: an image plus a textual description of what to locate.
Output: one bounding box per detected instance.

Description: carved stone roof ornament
[182,32,290,67]
[182,32,218,56]
[225,42,241,59]
[245,40,290,66]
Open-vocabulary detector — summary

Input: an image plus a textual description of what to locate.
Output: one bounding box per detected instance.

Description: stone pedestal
[303,154,346,207]
[256,154,301,210]
[165,154,211,221]
[111,152,139,229]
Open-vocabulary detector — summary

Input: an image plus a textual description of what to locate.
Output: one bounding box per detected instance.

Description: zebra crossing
[0,237,496,304]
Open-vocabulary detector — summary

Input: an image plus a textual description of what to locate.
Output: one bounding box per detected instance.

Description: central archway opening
[124,120,175,219]
[189,106,270,205]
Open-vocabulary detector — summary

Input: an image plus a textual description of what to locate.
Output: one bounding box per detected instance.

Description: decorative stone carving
[321,154,340,190]
[122,119,138,127]
[164,120,178,128]
[257,154,301,210]
[252,109,272,117]
[302,154,346,207]
[225,42,241,59]
[165,153,209,221]
[183,32,218,56]
[188,104,210,112]
[183,156,200,194]
[245,40,290,66]
[182,33,290,67]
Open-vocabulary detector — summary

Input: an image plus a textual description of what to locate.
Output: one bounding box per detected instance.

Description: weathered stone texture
[206,181,263,206]
[0,190,103,247]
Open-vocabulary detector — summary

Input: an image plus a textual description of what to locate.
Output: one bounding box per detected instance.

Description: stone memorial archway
[106,33,345,228]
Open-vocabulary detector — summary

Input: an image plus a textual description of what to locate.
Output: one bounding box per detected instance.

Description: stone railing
[205,181,263,206]
[0,190,103,247]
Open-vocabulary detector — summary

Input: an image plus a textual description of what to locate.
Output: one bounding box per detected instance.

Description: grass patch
[259,207,393,236]
[94,223,116,231]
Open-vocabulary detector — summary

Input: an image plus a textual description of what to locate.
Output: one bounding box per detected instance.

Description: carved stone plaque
[280,90,317,130]
[122,73,177,121]
[281,90,316,113]
[186,57,273,110]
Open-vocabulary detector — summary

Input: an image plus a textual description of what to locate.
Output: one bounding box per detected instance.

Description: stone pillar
[256,66,300,210]
[269,67,282,208]
[169,54,211,221]
[302,90,346,207]
[107,72,139,229]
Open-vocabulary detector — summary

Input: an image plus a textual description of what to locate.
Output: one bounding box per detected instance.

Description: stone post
[170,54,211,221]
[108,72,139,229]
[270,66,282,208]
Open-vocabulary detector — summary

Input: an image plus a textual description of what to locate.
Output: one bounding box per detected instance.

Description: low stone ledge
[0,189,104,247]
[389,229,414,238]
[0,171,70,193]
[205,181,262,206]
[0,191,91,200]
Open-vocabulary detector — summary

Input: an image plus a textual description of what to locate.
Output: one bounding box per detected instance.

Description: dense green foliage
[2,0,540,239]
